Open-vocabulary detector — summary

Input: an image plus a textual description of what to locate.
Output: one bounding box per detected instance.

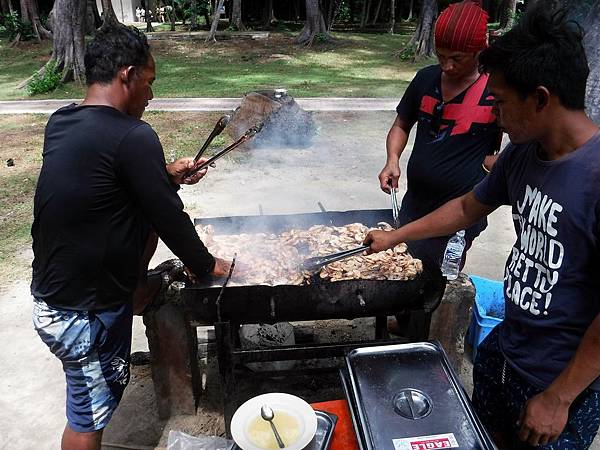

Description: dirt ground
[4,110,592,450]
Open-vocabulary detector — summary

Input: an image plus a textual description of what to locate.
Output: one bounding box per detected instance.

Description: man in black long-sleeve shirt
[31,25,230,450]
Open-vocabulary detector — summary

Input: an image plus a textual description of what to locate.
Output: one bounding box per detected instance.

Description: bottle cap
[457,230,465,237]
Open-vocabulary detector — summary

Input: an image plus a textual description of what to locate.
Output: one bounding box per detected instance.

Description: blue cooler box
[467,275,505,361]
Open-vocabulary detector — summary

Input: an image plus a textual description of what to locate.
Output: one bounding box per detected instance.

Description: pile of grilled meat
[196,222,422,286]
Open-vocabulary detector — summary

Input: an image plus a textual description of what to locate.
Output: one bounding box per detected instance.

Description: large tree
[1,0,15,14]
[88,0,102,30]
[100,0,120,27]
[146,0,154,31]
[400,0,437,59]
[262,0,274,26]
[189,0,200,30]
[18,0,52,41]
[205,0,224,42]
[295,0,329,46]
[48,0,87,82]
[498,0,517,30]
[231,0,244,30]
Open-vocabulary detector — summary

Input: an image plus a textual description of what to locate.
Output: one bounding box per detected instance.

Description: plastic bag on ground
[167,430,233,450]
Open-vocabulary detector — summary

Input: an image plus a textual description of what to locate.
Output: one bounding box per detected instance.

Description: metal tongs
[301,245,370,273]
[186,122,264,178]
[193,114,231,162]
[389,181,400,229]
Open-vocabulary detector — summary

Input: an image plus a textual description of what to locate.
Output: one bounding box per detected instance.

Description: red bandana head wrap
[435,1,489,53]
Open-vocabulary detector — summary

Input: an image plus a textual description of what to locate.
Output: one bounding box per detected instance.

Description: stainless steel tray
[344,341,496,450]
[231,409,337,450]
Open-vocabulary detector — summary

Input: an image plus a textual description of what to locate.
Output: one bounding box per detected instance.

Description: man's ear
[119,65,136,85]
[534,86,550,111]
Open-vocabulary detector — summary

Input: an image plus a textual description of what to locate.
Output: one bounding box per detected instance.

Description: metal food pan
[344,342,496,450]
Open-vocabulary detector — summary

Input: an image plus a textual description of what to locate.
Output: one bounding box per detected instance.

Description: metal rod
[215,254,236,322]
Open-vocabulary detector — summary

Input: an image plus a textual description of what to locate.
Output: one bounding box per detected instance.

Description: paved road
[0,97,400,114]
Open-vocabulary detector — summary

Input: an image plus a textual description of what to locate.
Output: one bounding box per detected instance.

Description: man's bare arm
[379,115,415,193]
[364,191,496,252]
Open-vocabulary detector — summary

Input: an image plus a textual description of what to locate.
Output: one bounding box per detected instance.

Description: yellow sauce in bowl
[246,411,301,449]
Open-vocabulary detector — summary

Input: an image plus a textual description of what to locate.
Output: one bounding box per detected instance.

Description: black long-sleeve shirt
[31,104,215,310]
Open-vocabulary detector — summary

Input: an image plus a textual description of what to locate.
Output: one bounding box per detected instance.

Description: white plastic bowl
[231,393,318,450]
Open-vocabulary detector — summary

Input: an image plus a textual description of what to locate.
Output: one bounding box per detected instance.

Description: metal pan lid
[344,342,496,450]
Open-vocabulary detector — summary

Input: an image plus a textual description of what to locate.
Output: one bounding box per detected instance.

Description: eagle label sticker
[393,433,459,450]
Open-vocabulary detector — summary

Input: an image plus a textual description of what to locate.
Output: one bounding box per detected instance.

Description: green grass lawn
[0,31,432,100]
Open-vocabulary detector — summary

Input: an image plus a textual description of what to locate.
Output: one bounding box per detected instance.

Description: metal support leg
[215,321,236,438]
[143,302,199,418]
[375,315,389,339]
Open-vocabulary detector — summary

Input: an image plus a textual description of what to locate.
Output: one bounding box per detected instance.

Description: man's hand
[518,389,570,446]
[363,229,401,254]
[379,162,401,194]
[167,157,212,185]
[211,257,233,278]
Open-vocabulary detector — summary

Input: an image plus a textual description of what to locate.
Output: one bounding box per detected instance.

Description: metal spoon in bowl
[260,404,285,449]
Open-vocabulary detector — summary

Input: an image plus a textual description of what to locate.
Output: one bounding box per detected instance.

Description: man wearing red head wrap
[379,0,502,335]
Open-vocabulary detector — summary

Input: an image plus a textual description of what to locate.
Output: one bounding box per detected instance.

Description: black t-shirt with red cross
[396,64,501,266]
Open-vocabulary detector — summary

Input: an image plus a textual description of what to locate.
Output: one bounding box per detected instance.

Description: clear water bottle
[441,230,466,280]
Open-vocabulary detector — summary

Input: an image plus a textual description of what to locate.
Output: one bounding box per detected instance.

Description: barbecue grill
[143,208,446,433]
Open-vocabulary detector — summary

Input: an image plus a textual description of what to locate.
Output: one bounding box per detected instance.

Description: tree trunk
[88,0,101,29]
[146,0,154,31]
[189,0,199,30]
[205,0,224,42]
[49,0,87,83]
[388,0,395,33]
[262,0,274,26]
[400,0,437,59]
[100,0,119,26]
[406,0,414,20]
[499,0,517,30]
[170,0,175,30]
[371,0,383,24]
[231,0,244,30]
[582,1,600,124]
[360,0,371,29]
[295,0,329,46]
[19,0,52,41]
[326,0,342,31]
[1,0,15,14]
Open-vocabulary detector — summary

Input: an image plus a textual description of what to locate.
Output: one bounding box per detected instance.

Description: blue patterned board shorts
[473,327,600,449]
[33,299,132,432]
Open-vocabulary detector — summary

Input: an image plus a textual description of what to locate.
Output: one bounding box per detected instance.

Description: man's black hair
[479,4,588,110]
[85,25,151,86]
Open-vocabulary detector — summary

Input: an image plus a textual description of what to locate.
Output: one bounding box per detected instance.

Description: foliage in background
[27,60,62,95]
[1,12,33,41]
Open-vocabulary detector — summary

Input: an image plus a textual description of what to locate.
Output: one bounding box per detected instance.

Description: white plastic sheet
[166,431,233,450]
